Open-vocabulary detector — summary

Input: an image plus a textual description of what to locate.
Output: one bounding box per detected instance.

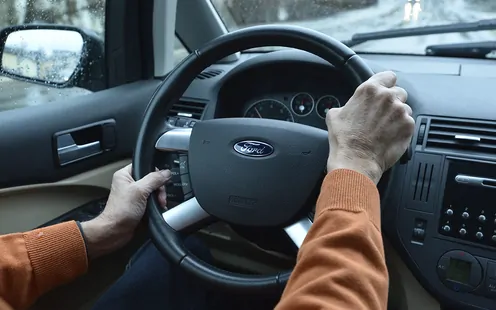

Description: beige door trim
[0,159,130,234]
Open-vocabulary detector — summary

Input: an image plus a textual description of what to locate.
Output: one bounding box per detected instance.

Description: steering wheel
[133,25,374,294]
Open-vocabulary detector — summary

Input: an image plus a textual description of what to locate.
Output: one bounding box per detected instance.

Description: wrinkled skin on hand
[326,71,414,184]
[81,164,171,259]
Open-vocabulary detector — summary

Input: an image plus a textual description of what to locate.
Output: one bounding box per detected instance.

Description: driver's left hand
[80,164,171,259]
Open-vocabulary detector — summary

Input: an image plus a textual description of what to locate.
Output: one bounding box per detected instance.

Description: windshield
[211,0,496,54]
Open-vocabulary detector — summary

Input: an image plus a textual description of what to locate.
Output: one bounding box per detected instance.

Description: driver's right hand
[325,71,414,184]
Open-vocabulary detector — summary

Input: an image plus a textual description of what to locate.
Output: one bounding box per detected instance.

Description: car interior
[0,0,495,309]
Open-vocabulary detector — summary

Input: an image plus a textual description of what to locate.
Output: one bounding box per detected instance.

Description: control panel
[157,116,197,204]
[396,150,496,309]
[166,116,198,129]
[436,250,496,299]
[161,153,192,203]
[438,160,496,247]
[436,250,482,292]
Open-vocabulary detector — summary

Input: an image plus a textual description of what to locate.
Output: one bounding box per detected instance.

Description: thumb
[135,169,172,195]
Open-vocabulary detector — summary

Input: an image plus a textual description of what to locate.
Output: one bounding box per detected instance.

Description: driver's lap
[92,237,280,310]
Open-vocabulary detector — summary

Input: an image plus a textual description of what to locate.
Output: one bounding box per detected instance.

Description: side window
[0,0,105,112]
[174,37,189,66]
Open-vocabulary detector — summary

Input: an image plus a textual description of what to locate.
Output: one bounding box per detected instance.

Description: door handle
[53,120,116,166]
[57,133,102,165]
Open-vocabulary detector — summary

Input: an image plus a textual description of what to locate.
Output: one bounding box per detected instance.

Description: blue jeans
[92,237,279,310]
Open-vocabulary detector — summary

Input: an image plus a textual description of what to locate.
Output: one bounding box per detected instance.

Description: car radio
[438,159,496,248]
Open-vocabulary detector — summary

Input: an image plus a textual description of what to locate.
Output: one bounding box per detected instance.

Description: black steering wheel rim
[133,25,374,294]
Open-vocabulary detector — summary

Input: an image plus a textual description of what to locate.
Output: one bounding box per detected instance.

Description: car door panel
[0,80,161,188]
[0,79,161,234]
[0,159,129,234]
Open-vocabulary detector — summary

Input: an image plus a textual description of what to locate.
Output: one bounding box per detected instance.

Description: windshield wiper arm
[425,41,496,58]
[343,18,496,48]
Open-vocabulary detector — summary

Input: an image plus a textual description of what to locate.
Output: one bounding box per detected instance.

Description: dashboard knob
[475,231,484,240]
[492,235,496,243]
[478,214,486,223]
[446,209,454,216]
[459,228,467,236]
[462,212,470,219]
[442,225,451,232]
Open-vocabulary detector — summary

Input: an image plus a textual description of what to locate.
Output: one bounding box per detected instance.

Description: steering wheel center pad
[190,117,328,226]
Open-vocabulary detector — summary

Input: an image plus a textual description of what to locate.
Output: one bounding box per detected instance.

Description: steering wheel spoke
[155,128,191,152]
[284,217,313,249]
[162,197,212,232]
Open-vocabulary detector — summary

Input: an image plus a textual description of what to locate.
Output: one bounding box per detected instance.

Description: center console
[162,113,496,309]
[391,116,496,309]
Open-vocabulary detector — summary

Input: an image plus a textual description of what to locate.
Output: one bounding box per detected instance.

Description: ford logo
[233,140,274,157]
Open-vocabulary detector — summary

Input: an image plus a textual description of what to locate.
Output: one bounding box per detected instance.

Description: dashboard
[164,48,496,310]
[214,61,354,130]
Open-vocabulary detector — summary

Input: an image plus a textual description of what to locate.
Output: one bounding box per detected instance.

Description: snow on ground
[239,0,496,54]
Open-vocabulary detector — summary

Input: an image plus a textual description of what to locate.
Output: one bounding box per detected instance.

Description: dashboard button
[446,208,454,216]
[487,262,496,279]
[167,117,178,126]
[181,174,192,194]
[462,211,470,219]
[166,188,182,201]
[437,250,482,292]
[176,118,189,127]
[476,231,484,240]
[436,256,449,279]
[170,168,181,179]
[442,225,451,232]
[459,228,467,236]
[412,227,425,241]
[478,214,486,223]
[485,278,496,298]
[176,155,188,174]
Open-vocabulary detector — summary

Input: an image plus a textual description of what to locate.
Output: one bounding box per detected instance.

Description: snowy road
[2,0,496,111]
[272,0,496,54]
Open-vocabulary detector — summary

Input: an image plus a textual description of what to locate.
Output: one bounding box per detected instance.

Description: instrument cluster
[243,92,342,122]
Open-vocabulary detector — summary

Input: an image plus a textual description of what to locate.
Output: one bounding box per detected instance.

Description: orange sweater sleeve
[0,221,88,310]
[275,169,388,310]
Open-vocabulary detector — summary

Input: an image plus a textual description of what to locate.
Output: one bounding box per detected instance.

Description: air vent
[168,101,205,120]
[412,162,434,202]
[196,69,223,80]
[425,118,496,157]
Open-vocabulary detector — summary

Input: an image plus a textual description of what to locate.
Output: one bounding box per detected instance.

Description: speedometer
[316,95,341,119]
[291,93,314,117]
[244,99,294,122]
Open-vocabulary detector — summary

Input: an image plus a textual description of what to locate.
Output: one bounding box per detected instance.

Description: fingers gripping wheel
[133,25,374,294]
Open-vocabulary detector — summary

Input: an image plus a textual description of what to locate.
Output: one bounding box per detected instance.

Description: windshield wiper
[343,18,496,48]
[425,41,496,58]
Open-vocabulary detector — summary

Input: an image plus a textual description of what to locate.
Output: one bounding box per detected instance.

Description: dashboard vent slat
[425,118,496,157]
[195,69,223,80]
[413,162,434,202]
[168,101,205,120]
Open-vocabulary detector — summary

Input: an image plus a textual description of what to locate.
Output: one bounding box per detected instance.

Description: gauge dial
[316,95,341,119]
[244,99,294,122]
[290,93,314,117]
